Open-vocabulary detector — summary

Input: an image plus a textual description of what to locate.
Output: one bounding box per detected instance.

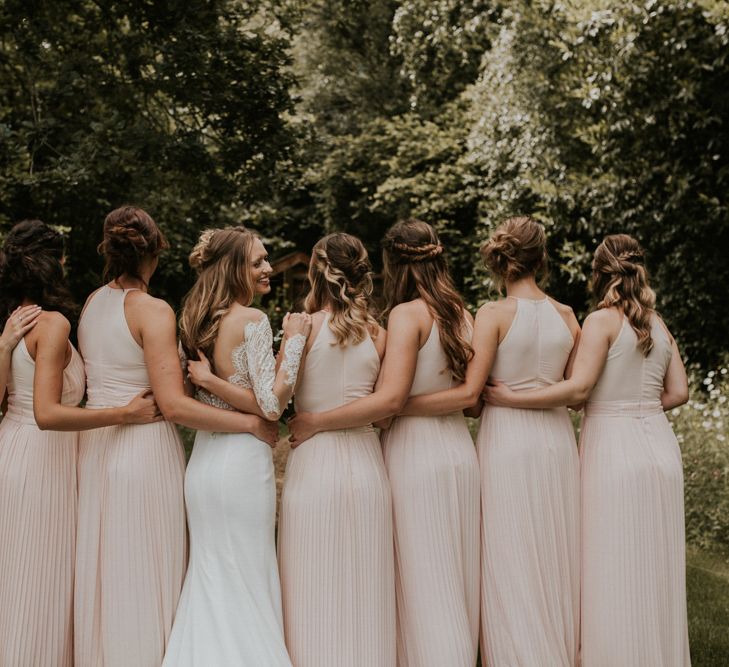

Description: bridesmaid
[279,233,396,667]
[487,233,691,666]
[399,216,581,665]
[0,220,159,667]
[74,207,278,667]
[289,220,480,666]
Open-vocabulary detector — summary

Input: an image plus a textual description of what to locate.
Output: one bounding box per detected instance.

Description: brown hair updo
[0,219,77,328]
[179,226,258,360]
[592,234,656,356]
[304,233,378,347]
[480,216,548,290]
[382,219,473,382]
[98,206,168,284]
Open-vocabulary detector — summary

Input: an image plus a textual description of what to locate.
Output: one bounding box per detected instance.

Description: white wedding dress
[162,315,303,667]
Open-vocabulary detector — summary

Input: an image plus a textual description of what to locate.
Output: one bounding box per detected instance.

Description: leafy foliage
[0,0,295,302]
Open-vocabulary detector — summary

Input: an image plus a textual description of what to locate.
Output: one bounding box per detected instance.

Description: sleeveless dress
[162,314,298,666]
[380,321,480,667]
[278,314,396,667]
[74,286,187,667]
[581,315,690,666]
[477,297,580,666]
[0,337,84,667]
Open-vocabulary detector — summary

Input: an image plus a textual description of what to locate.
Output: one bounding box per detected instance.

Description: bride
[162,226,310,666]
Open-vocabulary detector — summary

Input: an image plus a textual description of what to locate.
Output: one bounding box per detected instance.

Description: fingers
[196,349,208,362]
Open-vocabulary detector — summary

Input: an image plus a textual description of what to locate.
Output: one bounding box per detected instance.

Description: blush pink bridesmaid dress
[581,315,690,666]
[478,297,580,666]
[0,337,84,667]
[278,313,396,667]
[381,320,480,667]
[74,286,187,667]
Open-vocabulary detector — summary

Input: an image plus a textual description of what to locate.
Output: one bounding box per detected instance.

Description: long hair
[304,233,378,346]
[591,234,656,356]
[98,206,168,285]
[178,226,258,360]
[0,219,77,328]
[480,216,548,292]
[382,219,473,382]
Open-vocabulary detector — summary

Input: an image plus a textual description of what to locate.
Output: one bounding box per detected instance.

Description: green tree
[0,0,295,303]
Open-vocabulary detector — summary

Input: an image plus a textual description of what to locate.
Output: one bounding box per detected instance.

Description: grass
[687,548,729,666]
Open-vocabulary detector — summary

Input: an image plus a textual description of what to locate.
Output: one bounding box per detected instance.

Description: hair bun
[189,229,217,271]
[480,217,547,288]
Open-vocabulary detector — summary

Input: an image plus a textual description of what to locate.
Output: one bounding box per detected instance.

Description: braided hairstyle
[382,219,473,383]
[179,226,258,360]
[98,206,168,285]
[592,234,656,356]
[304,233,379,346]
[0,219,77,329]
[480,216,548,291]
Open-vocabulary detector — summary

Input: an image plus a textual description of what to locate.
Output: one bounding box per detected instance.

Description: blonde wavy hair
[591,234,656,356]
[382,219,473,383]
[304,233,378,346]
[480,216,548,291]
[179,226,258,360]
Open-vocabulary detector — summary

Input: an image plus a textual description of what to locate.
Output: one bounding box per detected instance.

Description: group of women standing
[0,206,691,667]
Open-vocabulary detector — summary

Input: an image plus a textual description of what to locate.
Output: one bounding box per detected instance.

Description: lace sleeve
[244,316,282,419]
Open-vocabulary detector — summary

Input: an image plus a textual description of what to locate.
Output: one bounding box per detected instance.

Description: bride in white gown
[163,227,310,667]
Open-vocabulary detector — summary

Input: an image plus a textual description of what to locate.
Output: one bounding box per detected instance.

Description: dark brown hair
[0,219,77,328]
[480,216,548,290]
[179,226,258,360]
[98,206,168,284]
[382,219,473,382]
[304,233,378,346]
[592,234,656,355]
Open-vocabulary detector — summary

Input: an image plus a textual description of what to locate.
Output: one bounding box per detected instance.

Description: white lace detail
[244,316,281,419]
[282,334,306,386]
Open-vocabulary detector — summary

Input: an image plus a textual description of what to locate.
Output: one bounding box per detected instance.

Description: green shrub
[673,365,729,553]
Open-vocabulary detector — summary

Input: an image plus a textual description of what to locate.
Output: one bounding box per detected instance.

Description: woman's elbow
[158,399,182,424]
[572,385,591,404]
[33,408,54,431]
[386,393,408,416]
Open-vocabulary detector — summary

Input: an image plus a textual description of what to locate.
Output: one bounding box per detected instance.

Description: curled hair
[98,206,169,284]
[382,219,473,382]
[480,216,548,290]
[304,233,378,346]
[591,234,656,356]
[179,226,258,360]
[0,220,77,328]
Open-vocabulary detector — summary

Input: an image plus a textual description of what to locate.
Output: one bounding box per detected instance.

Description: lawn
[687,548,729,666]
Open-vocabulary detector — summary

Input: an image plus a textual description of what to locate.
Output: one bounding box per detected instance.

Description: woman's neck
[112,273,150,292]
[504,276,546,301]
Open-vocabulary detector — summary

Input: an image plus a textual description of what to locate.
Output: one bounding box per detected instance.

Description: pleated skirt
[382,413,480,667]
[477,405,580,667]
[580,412,691,667]
[278,428,396,667]
[0,415,77,667]
[74,420,187,667]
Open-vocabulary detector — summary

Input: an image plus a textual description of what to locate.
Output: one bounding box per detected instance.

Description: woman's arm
[32,313,162,431]
[287,307,421,446]
[399,304,499,416]
[245,312,311,420]
[660,332,689,410]
[484,312,612,409]
[1,305,42,401]
[140,299,278,445]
